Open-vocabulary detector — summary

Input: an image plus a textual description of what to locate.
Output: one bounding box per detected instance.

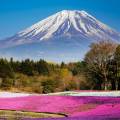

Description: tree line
[0,40,120,93]
[0,58,89,93]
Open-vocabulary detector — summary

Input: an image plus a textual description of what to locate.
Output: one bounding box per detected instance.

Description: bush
[1,78,14,90]
[41,79,60,93]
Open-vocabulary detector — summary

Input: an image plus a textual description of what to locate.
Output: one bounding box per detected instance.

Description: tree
[1,78,14,89]
[35,60,49,75]
[114,45,120,90]
[85,40,117,90]
[0,58,14,78]
[61,62,66,68]
[20,59,34,76]
[0,58,14,89]
[41,79,60,93]
[68,61,86,76]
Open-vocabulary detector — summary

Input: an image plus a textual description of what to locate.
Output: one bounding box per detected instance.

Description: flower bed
[0,91,120,119]
[0,95,120,118]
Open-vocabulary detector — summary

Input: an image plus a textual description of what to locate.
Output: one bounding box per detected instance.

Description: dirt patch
[64,103,98,114]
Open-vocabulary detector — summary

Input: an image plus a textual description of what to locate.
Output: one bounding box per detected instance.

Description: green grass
[0,110,65,120]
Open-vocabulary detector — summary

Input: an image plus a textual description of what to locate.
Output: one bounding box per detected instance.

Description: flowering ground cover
[23,115,120,120]
[0,91,120,119]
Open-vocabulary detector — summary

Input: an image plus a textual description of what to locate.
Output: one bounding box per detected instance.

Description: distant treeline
[0,40,120,93]
[0,58,89,93]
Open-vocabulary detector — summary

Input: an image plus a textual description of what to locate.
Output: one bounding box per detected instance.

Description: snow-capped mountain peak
[15,10,119,43]
[0,10,120,62]
[0,10,120,51]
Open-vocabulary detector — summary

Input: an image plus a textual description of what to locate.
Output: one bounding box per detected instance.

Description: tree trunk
[118,78,120,90]
[104,74,108,90]
[111,79,116,90]
[97,83,102,90]
[104,83,107,90]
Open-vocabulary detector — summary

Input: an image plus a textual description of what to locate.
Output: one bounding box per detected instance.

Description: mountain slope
[0,10,120,62]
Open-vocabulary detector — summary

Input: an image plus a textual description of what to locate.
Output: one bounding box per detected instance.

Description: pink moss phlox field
[0,96,120,118]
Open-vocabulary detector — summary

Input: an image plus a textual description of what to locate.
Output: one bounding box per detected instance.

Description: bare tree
[85,40,117,90]
[114,45,120,90]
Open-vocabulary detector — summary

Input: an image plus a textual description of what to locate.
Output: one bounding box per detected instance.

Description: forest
[0,40,120,93]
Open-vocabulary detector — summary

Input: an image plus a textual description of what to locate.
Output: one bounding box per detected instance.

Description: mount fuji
[0,10,120,62]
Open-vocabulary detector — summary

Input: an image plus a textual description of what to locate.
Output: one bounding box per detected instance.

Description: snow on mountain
[0,10,120,62]
[18,10,119,40]
[1,10,120,48]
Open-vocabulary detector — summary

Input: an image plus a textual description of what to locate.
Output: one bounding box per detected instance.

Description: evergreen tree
[35,59,49,75]
[0,58,14,78]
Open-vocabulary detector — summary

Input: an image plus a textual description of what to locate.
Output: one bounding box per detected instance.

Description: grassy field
[0,110,65,120]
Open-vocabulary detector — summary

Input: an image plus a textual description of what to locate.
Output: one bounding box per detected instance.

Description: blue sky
[0,0,120,40]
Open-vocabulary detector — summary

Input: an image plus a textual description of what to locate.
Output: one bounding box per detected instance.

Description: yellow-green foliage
[0,58,90,93]
[0,110,64,120]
